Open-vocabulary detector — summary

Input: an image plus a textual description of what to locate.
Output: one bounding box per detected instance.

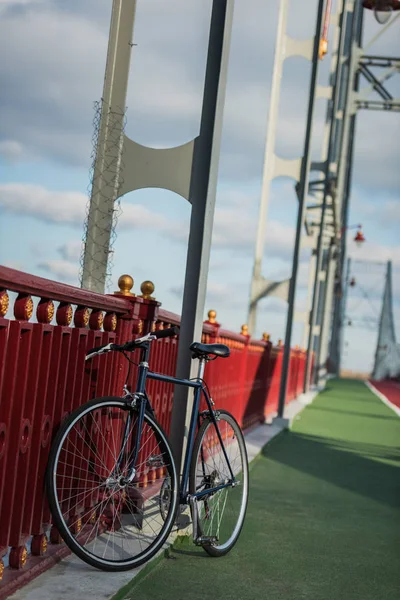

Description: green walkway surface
[119,379,400,600]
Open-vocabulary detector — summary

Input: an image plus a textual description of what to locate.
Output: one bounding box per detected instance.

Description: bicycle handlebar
[85,326,180,361]
[153,326,180,339]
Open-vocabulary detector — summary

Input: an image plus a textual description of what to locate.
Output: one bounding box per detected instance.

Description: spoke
[194,416,245,546]
[73,419,113,473]
[59,443,108,475]
[102,491,124,559]
[216,488,229,538]
[51,404,175,565]
[57,480,105,509]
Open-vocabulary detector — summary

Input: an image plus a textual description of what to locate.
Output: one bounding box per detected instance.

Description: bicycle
[46,326,249,571]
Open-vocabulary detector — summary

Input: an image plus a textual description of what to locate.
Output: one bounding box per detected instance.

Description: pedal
[196,536,218,546]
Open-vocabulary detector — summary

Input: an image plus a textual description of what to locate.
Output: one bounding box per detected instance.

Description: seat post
[197,357,207,380]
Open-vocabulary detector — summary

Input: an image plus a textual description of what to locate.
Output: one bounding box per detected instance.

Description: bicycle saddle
[189,342,230,358]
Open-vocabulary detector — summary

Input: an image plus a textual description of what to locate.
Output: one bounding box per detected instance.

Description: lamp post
[362,0,400,24]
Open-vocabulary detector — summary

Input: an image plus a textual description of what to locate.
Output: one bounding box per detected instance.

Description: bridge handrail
[0,266,132,314]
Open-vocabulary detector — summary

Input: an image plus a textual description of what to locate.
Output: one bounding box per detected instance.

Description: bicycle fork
[108,392,147,486]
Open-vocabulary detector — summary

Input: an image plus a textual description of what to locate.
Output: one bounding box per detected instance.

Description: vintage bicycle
[46,326,249,571]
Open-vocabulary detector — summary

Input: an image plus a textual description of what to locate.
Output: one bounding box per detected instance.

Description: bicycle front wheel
[189,410,249,556]
[46,396,178,571]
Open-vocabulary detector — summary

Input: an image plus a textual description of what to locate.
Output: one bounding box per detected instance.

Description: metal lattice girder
[372,261,400,380]
[328,12,400,377]
[356,99,400,110]
[303,0,357,391]
[360,55,400,68]
[248,0,345,338]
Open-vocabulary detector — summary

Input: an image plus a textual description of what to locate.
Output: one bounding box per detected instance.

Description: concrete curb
[9,389,319,600]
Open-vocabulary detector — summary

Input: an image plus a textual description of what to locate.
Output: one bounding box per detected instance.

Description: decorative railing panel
[0,266,308,593]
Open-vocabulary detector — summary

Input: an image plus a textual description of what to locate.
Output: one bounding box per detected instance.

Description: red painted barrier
[0,266,307,594]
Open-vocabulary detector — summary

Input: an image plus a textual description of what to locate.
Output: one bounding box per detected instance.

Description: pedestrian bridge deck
[122,378,399,600]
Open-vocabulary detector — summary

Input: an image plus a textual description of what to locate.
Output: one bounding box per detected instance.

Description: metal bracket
[118,135,195,200]
[188,495,198,543]
[251,276,291,303]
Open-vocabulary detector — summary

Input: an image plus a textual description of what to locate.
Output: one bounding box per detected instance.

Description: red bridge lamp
[362,0,400,25]
[341,224,366,247]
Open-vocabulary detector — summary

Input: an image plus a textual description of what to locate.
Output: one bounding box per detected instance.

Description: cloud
[259,297,287,315]
[58,240,84,261]
[0,183,86,224]
[0,181,298,262]
[0,139,24,162]
[0,2,109,166]
[1,0,398,195]
[352,194,400,229]
[37,259,80,282]
[347,237,400,266]
[3,180,399,304]
[0,182,182,236]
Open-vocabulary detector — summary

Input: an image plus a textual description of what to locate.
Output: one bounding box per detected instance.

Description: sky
[0,0,399,374]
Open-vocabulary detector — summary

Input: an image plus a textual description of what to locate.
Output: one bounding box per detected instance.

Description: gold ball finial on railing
[241,324,249,336]
[262,332,270,342]
[140,280,155,300]
[116,274,135,296]
[208,309,217,324]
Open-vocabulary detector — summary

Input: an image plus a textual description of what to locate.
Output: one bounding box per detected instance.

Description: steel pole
[329,2,363,374]
[303,0,353,392]
[314,242,336,383]
[248,0,289,334]
[277,0,325,418]
[170,0,234,471]
[81,0,137,292]
[339,256,351,375]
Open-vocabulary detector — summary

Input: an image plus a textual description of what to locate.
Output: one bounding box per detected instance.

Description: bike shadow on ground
[263,431,400,508]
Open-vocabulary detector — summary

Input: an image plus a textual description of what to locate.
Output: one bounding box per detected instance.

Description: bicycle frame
[122,341,236,505]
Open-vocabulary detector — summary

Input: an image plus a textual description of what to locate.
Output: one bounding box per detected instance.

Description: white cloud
[0,183,86,224]
[0,3,109,165]
[0,181,296,261]
[1,0,398,193]
[38,259,79,282]
[353,195,400,229]
[0,139,25,162]
[0,182,183,235]
[347,237,400,266]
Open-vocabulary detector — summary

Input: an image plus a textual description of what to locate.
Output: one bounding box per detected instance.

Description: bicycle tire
[46,396,178,571]
[189,409,249,557]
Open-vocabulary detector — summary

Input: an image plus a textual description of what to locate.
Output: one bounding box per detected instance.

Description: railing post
[136,281,161,336]
[203,309,221,342]
[108,274,141,395]
[261,333,272,420]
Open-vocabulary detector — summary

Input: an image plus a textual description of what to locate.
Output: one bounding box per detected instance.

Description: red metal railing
[0,266,307,593]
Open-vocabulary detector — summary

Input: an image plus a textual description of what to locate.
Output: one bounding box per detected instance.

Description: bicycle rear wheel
[46,396,178,571]
[189,410,249,556]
